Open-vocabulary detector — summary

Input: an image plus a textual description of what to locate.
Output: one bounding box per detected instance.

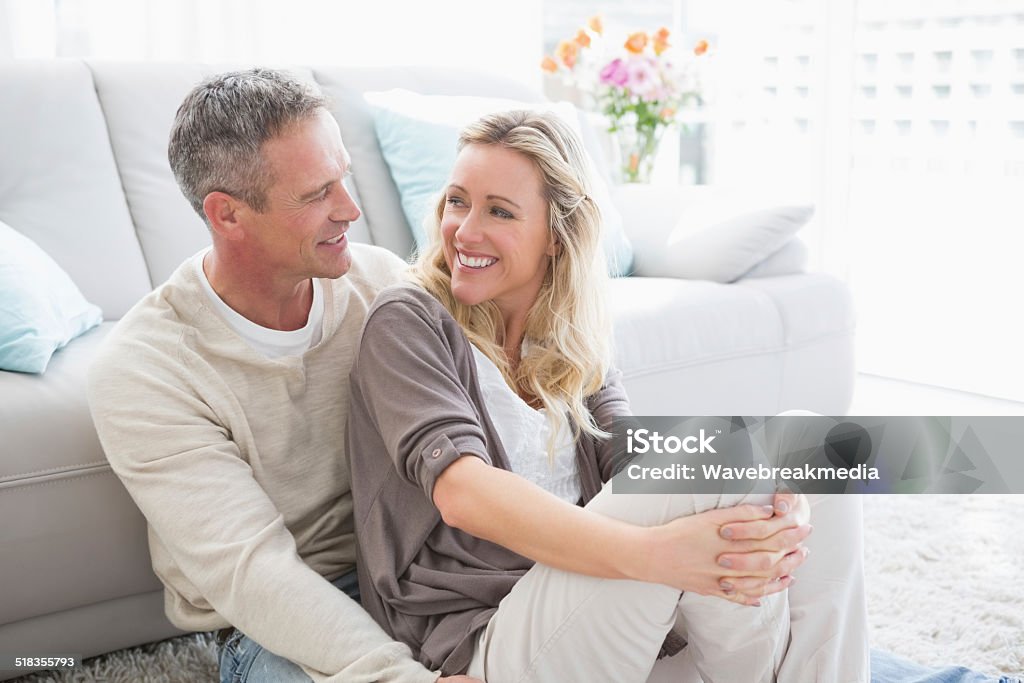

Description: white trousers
[466,487,869,683]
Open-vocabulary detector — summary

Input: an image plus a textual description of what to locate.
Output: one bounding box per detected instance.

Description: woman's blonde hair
[411,109,612,456]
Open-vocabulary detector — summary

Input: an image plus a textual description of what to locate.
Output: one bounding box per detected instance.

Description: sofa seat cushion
[1,322,163,627]
[0,323,114,481]
[609,273,854,381]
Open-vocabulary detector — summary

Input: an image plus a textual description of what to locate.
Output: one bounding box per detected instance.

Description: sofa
[0,60,855,679]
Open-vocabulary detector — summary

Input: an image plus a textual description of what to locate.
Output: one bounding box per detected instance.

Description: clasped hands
[639,491,812,607]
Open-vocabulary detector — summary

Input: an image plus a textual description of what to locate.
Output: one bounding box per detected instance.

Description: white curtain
[0,0,543,88]
[0,0,58,60]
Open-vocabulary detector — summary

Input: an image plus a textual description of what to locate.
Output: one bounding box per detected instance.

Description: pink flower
[644,85,670,103]
[599,58,629,87]
[625,56,660,98]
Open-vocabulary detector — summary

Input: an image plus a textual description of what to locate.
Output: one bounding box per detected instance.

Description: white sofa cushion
[0,61,151,318]
[87,62,211,288]
[88,63,342,288]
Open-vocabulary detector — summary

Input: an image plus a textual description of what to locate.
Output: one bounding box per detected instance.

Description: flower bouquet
[542,17,708,183]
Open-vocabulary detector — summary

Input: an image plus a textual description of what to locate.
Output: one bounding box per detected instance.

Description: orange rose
[653,27,670,55]
[694,39,709,56]
[574,28,591,48]
[556,40,579,69]
[541,56,559,73]
[659,106,677,120]
[625,31,648,54]
[588,15,604,35]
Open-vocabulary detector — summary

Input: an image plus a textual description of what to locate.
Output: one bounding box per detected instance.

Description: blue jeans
[871,648,1022,683]
[218,570,360,683]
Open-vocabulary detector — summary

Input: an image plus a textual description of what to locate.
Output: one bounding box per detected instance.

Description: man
[88,68,477,683]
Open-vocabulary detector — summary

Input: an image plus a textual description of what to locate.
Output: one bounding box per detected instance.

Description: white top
[194,249,324,358]
[470,344,581,504]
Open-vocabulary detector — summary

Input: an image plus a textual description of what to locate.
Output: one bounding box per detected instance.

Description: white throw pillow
[740,238,809,279]
[364,89,634,276]
[625,185,814,283]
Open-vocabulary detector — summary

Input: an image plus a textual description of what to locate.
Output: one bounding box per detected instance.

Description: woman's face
[440,143,556,321]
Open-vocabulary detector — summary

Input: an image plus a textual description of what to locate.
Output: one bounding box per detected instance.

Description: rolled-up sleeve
[350,296,491,501]
[588,367,640,482]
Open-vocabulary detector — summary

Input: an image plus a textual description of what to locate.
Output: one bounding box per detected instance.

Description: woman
[347,110,868,682]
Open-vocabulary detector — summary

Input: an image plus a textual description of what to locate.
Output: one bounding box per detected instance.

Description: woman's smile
[456,250,499,270]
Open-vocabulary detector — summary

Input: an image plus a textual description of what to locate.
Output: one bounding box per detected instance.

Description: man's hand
[438,677,484,682]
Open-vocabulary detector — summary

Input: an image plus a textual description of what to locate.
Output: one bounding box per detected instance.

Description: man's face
[242,109,359,280]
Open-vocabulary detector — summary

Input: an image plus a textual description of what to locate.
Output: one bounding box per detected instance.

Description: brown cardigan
[347,283,643,675]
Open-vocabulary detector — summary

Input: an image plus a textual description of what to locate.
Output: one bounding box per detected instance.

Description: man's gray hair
[168,68,328,221]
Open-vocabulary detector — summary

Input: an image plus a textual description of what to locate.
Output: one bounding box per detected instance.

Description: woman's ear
[546,237,561,257]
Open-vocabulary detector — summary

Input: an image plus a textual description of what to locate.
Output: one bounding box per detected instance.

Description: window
[971,49,994,72]
[543,0,1024,401]
[848,1,1024,401]
[971,83,992,98]
[934,50,953,72]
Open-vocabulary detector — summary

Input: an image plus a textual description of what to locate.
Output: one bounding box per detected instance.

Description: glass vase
[612,124,664,184]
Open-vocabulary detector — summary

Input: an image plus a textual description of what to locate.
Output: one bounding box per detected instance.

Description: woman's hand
[434,457,812,606]
[634,499,812,606]
[713,492,812,604]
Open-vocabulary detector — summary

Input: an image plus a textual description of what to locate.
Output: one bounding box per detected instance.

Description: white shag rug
[862,495,1024,678]
[11,495,1024,682]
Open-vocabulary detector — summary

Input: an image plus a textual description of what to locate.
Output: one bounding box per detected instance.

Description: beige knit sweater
[87,244,437,683]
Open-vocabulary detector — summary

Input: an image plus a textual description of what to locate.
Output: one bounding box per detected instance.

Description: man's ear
[203,191,246,241]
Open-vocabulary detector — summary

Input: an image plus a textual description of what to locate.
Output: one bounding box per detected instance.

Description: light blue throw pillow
[0,220,103,373]
[370,109,459,251]
[365,91,635,276]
